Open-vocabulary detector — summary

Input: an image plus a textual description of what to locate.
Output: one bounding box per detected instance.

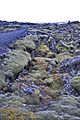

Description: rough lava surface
[0,20,80,120]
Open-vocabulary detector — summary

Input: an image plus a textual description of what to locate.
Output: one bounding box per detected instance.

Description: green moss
[71,76,80,93]
[27,111,37,120]
[25,93,40,105]
[44,74,64,99]
[37,43,49,53]
[12,38,36,50]
[32,69,48,79]
[56,52,73,62]
[7,100,22,107]
[0,70,6,89]
[46,51,55,58]
[0,108,37,120]
[4,49,31,78]
[0,108,25,120]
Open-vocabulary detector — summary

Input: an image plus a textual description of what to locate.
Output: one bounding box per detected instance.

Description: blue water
[0,28,27,55]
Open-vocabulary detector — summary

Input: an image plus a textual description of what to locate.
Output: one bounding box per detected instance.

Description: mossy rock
[32,69,48,79]
[50,73,63,91]
[37,43,49,53]
[25,35,38,42]
[44,75,63,98]
[0,108,36,120]
[71,76,80,94]
[0,70,6,89]
[46,51,55,58]
[59,96,79,106]
[12,37,36,50]
[33,57,48,70]
[0,94,26,108]
[56,52,73,62]
[36,111,61,120]
[3,50,31,78]
[25,93,40,105]
[45,77,53,85]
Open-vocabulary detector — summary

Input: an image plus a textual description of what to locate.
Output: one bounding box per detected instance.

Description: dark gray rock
[60,56,80,75]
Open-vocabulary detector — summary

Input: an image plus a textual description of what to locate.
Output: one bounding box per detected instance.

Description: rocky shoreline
[0,21,80,120]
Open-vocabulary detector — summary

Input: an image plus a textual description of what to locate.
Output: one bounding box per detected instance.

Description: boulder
[4,50,31,78]
[11,37,36,50]
[0,49,31,83]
